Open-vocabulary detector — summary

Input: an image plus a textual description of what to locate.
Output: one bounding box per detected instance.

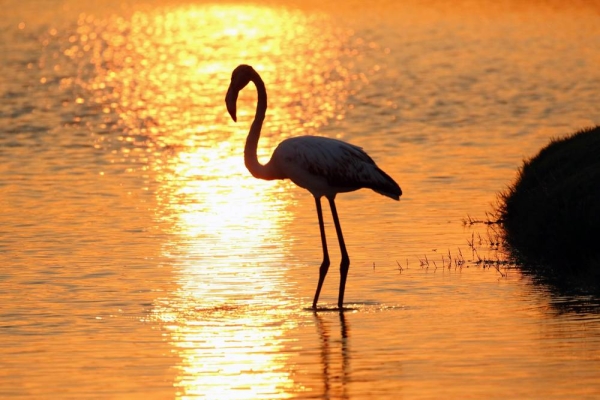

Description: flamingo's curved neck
[244,74,280,180]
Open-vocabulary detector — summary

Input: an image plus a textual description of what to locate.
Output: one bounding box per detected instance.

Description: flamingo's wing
[272,136,401,199]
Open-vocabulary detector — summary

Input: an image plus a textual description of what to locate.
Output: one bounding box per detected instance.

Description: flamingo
[225,64,402,310]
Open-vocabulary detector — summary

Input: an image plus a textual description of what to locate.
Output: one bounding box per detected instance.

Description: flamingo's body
[225,64,401,310]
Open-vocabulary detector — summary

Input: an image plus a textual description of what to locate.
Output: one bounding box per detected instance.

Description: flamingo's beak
[225,86,238,122]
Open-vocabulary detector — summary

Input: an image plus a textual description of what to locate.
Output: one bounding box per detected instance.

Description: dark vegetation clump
[497,126,600,289]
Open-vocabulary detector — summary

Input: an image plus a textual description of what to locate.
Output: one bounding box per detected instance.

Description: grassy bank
[497,126,600,288]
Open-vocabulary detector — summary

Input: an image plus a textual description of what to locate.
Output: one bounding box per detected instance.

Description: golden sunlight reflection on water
[4,0,600,398]
[76,4,355,397]
[62,3,600,397]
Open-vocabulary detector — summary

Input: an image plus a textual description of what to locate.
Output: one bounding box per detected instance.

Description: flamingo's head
[225,64,255,122]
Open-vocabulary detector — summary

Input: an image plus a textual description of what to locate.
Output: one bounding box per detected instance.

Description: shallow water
[2,0,600,398]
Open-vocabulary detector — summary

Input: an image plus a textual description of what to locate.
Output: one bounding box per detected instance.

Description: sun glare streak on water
[68,4,354,397]
[2,0,600,398]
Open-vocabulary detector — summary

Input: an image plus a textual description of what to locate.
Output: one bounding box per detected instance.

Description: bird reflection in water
[225,65,402,310]
[314,311,351,399]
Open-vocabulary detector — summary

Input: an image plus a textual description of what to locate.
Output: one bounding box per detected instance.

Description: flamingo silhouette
[225,64,401,310]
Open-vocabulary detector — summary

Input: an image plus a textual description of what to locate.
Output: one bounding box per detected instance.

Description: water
[2,0,600,398]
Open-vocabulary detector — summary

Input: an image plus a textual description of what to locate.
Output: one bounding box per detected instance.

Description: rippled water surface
[2,0,600,398]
